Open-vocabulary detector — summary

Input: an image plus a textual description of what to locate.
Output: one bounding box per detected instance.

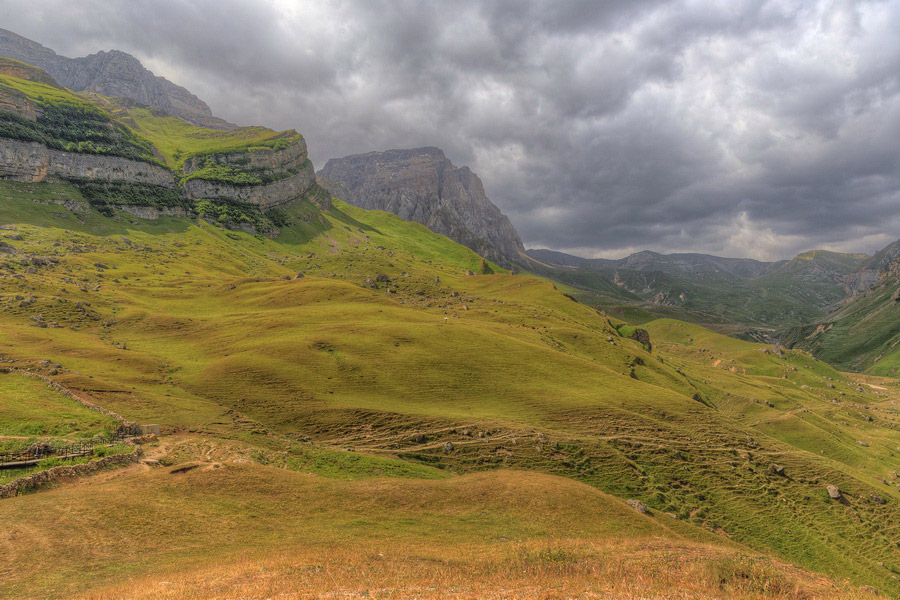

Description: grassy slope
[88,98,298,169]
[0,181,897,597]
[4,461,868,600]
[0,371,117,439]
[0,66,296,175]
[782,274,900,377]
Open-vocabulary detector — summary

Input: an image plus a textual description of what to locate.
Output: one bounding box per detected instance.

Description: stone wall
[0,138,176,187]
[0,446,142,499]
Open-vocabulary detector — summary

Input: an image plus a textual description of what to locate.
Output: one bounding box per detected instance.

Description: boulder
[769,464,785,477]
[825,484,842,500]
[627,499,650,515]
[443,441,454,453]
[628,328,652,352]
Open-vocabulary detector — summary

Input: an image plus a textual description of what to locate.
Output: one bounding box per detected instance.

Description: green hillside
[82,93,300,169]
[781,270,900,376]
[0,179,897,598]
[527,249,871,332]
[0,70,160,165]
[0,61,896,599]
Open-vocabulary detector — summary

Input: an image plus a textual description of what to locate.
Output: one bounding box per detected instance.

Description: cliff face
[318,147,524,266]
[0,138,175,187]
[183,165,317,210]
[182,138,318,209]
[0,138,317,212]
[0,28,235,130]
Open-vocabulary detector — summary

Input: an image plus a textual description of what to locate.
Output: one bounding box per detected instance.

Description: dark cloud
[2,0,898,259]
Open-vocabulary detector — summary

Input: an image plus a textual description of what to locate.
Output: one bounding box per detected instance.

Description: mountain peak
[318,147,524,266]
[0,28,237,130]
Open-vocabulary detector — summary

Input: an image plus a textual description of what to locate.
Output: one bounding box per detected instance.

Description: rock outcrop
[182,138,317,209]
[0,138,317,212]
[0,138,175,187]
[0,28,236,130]
[183,165,317,210]
[318,147,524,267]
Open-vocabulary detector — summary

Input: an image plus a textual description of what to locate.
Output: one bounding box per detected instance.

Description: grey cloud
[1,0,898,260]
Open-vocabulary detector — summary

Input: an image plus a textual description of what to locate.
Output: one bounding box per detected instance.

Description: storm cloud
[2,0,898,259]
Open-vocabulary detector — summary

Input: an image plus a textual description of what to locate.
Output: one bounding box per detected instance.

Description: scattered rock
[825,484,842,500]
[627,499,650,514]
[870,495,886,505]
[375,273,391,283]
[142,459,161,466]
[294,272,304,279]
[169,463,201,475]
[859,585,882,596]
[627,328,652,352]
[411,433,426,443]
[858,440,870,447]
[769,464,785,477]
[443,441,455,453]
[0,241,15,254]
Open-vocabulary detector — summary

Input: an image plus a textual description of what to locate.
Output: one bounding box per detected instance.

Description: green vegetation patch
[0,371,118,438]
[0,74,160,165]
[69,179,188,212]
[105,104,299,169]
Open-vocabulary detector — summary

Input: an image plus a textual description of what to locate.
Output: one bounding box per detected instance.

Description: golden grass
[76,539,877,600]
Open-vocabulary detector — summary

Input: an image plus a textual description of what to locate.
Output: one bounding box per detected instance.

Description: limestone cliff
[0,28,235,130]
[0,138,175,187]
[318,147,524,266]
[182,137,319,209]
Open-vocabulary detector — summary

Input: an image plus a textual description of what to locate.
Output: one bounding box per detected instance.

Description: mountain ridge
[0,28,236,130]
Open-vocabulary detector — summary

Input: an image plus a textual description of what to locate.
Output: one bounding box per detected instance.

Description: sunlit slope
[0,462,730,599]
[0,181,897,595]
[82,93,300,169]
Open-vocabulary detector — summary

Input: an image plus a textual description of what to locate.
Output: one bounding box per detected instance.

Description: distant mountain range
[0,27,235,129]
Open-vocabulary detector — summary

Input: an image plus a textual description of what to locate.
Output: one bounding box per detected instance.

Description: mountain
[781,240,900,376]
[0,57,896,599]
[0,60,318,228]
[318,147,525,267]
[528,248,778,282]
[526,246,879,330]
[0,27,235,129]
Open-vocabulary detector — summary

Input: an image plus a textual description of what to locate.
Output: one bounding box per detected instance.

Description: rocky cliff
[0,138,175,187]
[181,137,318,209]
[0,28,235,130]
[318,147,524,266]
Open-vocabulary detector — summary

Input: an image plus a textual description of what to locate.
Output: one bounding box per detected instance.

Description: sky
[2,0,899,260]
